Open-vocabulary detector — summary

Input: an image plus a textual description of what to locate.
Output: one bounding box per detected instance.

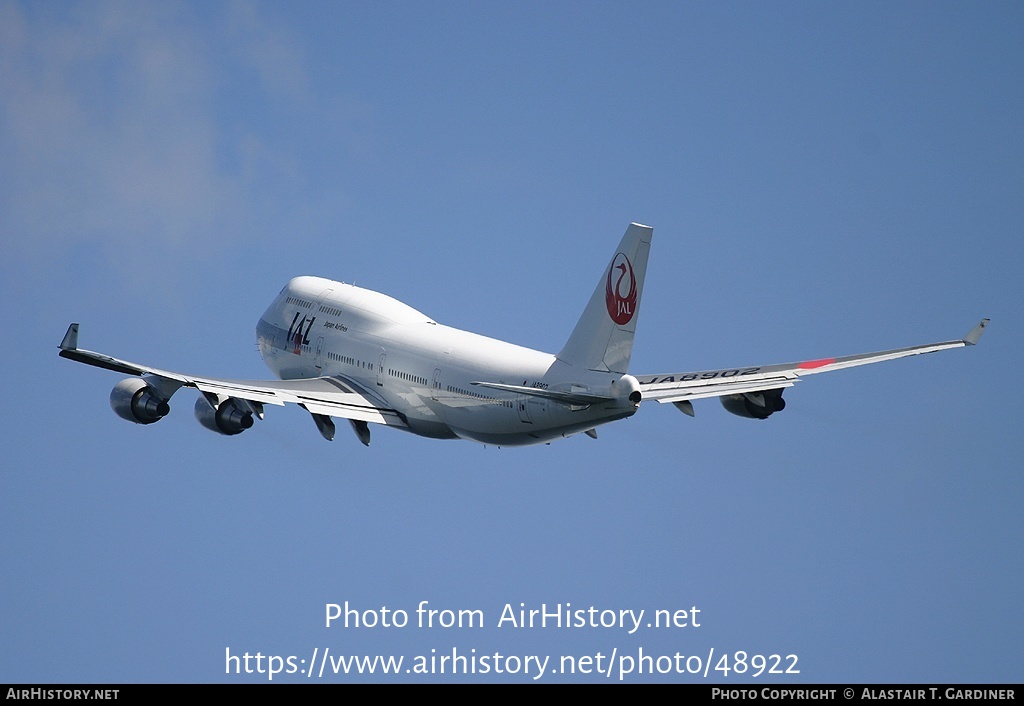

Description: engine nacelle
[194,396,254,436]
[110,378,171,425]
[720,389,787,420]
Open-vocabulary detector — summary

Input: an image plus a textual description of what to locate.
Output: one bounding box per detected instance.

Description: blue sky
[1,1,1021,683]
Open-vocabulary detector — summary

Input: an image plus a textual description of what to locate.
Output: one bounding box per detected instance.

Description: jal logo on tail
[605,252,637,325]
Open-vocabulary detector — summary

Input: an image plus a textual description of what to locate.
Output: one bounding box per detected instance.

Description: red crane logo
[605,252,637,325]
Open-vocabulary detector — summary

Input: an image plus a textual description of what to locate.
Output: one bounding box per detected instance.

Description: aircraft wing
[635,319,989,409]
[57,323,407,428]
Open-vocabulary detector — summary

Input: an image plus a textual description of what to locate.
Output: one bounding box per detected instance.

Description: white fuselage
[255,276,639,445]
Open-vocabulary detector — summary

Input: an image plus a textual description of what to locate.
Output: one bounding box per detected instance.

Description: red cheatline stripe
[798,358,836,370]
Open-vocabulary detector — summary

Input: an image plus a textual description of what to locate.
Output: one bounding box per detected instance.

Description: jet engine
[194,396,255,436]
[720,389,787,420]
[110,378,171,425]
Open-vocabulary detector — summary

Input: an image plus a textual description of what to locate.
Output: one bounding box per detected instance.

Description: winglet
[60,323,80,351]
[963,318,989,346]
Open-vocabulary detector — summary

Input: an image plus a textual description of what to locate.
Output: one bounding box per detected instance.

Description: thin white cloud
[0,2,322,291]
[225,0,311,108]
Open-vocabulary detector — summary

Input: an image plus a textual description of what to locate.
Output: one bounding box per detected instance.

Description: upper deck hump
[286,276,432,326]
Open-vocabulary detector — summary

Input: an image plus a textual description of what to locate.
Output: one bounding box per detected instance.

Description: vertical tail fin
[556,223,653,373]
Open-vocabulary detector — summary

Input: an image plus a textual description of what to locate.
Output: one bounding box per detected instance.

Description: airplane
[58,223,989,447]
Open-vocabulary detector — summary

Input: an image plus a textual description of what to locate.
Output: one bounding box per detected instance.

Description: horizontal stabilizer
[470,381,614,406]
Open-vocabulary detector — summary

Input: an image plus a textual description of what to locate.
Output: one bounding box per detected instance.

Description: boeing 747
[59,223,988,446]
